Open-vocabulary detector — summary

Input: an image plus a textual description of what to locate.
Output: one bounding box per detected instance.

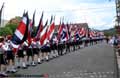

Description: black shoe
[38,62,42,64]
[6,70,10,73]
[46,59,49,62]
[17,66,21,69]
[26,64,30,67]
[22,66,27,69]
[10,69,17,73]
[0,73,8,77]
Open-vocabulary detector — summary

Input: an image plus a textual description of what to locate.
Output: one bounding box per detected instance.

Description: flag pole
[0,3,4,27]
[2,3,4,27]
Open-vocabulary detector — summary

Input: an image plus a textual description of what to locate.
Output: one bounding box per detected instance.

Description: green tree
[103,28,116,37]
[0,16,21,36]
[0,27,12,36]
[5,23,18,33]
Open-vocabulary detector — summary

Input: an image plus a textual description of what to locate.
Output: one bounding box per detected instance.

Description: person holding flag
[34,12,43,64]
[7,12,29,72]
[0,36,8,77]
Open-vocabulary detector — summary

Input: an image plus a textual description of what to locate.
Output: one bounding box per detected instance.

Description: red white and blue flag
[47,16,55,41]
[89,30,96,39]
[79,27,86,38]
[35,12,44,40]
[58,22,69,42]
[27,11,35,45]
[74,28,80,41]
[40,20,48,46]
[10,12,29,48]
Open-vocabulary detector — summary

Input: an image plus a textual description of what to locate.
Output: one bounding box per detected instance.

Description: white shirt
[109,39,114,46]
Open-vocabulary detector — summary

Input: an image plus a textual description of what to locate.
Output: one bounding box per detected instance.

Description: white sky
[0,0,116,30]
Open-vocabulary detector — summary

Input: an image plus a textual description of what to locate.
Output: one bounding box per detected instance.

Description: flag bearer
[31,38,39,65]
[26,39,35,66]
[36,40,42,64]
[0,37,7,77]
[17,43,27,69]
[6,39,17,73]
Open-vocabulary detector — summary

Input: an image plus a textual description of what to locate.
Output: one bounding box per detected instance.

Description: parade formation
[0,2,107,77]
[0,10,106,77]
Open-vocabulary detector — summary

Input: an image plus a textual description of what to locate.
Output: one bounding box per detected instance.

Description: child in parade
[6,39,17,73]
[0,37,7,77]
[31,38,39,65]
[36,40,42,64]
[16,42,27,69]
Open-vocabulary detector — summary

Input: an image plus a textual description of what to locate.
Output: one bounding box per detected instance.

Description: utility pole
[115,0,120,34]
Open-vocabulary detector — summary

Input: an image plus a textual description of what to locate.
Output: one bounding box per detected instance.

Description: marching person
[50,35,58,58]
[0,36,7,77]
[6,38,17,73]
[44,40,51,61]
[26,39,36,66]
[22,41,29,67]
[36,40,42,64]
[16,44,23,69]
[31,38,39,65]
[16,43,27,69]
[40,40,51,61]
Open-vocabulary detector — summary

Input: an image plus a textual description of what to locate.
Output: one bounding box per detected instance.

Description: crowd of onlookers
[108,35,120,56]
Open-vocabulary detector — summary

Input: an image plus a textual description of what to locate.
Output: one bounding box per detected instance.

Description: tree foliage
[103,28,116,37]
[5,23,18,34]
[0,27,12,36]
[0,16,21,36]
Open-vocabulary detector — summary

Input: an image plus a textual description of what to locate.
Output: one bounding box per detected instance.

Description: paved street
[10,42,116,78]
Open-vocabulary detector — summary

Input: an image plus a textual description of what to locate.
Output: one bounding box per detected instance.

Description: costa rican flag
[35,12,43,40]
[10,12,29,48]
[47,16,55,41]
[58,23,69,42]
[27,11,35,45]
[89,30,96,39]
[74,28,80,41]
[57,22,62,41]
[79,27,86,39]
[40,20,48,46]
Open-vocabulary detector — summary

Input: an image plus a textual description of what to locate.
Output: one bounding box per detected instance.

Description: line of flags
[10,11,105,49]
[0,7,104,51]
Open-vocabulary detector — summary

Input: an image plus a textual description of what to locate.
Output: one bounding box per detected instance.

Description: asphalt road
[9,42,116,78]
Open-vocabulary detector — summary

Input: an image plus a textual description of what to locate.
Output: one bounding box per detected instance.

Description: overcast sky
[0,0,116,30]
